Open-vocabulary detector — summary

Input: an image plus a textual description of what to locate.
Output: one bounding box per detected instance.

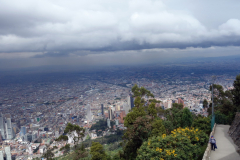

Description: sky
[0,0,240,70]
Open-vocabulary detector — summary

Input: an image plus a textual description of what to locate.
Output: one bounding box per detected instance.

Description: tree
[123,116,152,159]
[56,135,68,141]
[60,144,70,155]
[90,142,107,160]
[165,107,183,129]
[73,144,88,160]
[136,127,208,160]
[147,102,157,120]
[64,123,85,149]
[181,108,193,128]
[123,106,146,127]
[192,117,211,135]
[203,99,208,108]
[42,146,54,160]
[163,120,174,135]
[232,74,240,111]
[132,84,154,98]
[150,119,166,137]
[207,83,236,124]
[172,103,183,109]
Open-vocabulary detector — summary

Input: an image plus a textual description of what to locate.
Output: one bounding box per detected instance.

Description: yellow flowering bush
[136,127,208,160]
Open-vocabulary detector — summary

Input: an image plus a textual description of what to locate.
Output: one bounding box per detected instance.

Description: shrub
[136,127,208,160]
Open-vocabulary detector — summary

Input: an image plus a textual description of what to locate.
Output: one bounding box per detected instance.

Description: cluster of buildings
[0,65,237,159]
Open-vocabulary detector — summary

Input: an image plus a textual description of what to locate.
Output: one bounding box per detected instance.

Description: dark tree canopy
[232,74,240,111]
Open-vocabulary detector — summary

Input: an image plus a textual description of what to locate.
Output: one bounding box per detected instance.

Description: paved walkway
[209,125,239,160]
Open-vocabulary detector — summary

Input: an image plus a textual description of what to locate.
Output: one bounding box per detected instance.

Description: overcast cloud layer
[0,0,240,69]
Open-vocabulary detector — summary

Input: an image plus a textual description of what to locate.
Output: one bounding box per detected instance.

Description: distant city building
[0,150,3,160]
[0,113,5,140]
[101,104,104,116]
[115,105,120,111]
[55,131,59,138]
[127,94,134,109]
[115,119,119,126]
[123,102,131,115]
[5,146,11,160]
[178,98,184,107]
[119,110,126,124]
[20,126,27,137]
[108,109,113,120]
[107,118,111,128]
[0,134,2,143]
[86,104,92,122]
[5,118,13,140]
[24,133,33,142]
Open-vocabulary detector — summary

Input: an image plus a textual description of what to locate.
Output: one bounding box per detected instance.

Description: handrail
[202,123,217,160]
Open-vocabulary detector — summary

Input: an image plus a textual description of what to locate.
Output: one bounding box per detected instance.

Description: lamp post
[211,76,216,130]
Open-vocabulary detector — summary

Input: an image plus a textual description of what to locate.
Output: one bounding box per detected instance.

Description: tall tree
[90,142,107,160]
[181,108,193,128]
[122,116,152,159]
[232,74,240,111]
[150,119,166,137]
[203,99,208,108]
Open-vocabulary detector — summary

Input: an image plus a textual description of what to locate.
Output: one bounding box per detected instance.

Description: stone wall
[229,112,240,153]
[202,123,216,160]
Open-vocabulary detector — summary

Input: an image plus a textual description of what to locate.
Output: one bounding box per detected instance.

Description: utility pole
[211,76,216,130]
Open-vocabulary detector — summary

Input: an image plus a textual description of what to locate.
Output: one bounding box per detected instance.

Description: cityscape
[0,0,240,159]
[0,58,240,159]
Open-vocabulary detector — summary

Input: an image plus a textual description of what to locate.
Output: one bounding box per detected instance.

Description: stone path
[209,125,239,160]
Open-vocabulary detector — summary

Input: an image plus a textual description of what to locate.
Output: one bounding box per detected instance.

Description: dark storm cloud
[0,0,240,52]
[0,0,240,66]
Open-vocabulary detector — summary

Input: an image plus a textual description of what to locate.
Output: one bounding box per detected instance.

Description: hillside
[229,112,240,154]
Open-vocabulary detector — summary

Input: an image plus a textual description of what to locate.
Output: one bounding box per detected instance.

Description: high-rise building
[0,133,2,143]
[5,118,13,140]
[123,102,131,115]
[86,104,92,122]
[101,104,104,116]
[5,146,12,160]
[108,109,113,120]
[115,119,119,126]
[107,118,111,128]
[0,150,4,160]
[119,110,126,124]
[20,126,27,137]
[0,113,5,140]
[127,94,134,109]
[178,98,184,107]
[115,105,120,111]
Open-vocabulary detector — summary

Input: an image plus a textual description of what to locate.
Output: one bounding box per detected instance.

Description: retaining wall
[202,123,216,160]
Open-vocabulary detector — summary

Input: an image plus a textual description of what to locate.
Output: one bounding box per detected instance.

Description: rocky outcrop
[229,112,240,153]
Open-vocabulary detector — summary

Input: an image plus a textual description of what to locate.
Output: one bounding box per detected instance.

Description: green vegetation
[57,74,240,160]
[232,74,240,111]
[207,74,240,124]
[90,119,108,136]
[42,146,54,160]
[90,142,111,160]
[137,127,208,160]
[203,99,208,108]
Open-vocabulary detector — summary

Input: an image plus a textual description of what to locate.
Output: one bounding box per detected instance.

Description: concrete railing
[202,123,217,160]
